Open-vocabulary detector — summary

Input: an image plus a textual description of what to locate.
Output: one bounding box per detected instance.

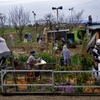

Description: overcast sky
[0,0,100,22]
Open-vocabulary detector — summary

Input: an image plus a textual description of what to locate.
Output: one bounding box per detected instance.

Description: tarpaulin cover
[0,37,11,59]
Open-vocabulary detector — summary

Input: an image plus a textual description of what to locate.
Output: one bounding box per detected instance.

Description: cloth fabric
[0,37,11,66]
[25,55,40,78]
[9,34,14,45]
[24,33,28,42]
[36,33,40,38]
[36,33,40,43]
[92,47,100,62]
[53,43,58,51]
[0,37,5,42]
[9,34,14,40]
[0,41,10,54]
[24,33,28,39]
[0,37,11,59]
[61,47,71,65]
[26,55,37,69]
[92,47,100,70]
[28,33,32,42]
[61,38,66,47]
[38,38,42,44]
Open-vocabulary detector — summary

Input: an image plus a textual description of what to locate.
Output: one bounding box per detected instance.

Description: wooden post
[95,31,100,42]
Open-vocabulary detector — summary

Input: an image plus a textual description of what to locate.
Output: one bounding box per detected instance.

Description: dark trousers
[37,38,39,43]
[35,72,40,77]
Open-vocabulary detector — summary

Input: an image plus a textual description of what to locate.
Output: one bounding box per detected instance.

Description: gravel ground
[0,95,100,100]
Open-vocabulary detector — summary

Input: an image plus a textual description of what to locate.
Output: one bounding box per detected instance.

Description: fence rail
[0,69,100,95]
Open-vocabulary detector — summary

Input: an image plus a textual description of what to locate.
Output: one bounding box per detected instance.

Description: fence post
[1,70,4,93]
[52,70,54,93]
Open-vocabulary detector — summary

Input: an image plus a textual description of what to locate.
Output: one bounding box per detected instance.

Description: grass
[3,26,38,43]
[71,54,80,65]
[2,25,80,46]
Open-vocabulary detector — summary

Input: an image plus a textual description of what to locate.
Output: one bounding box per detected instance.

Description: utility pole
[32,11,37,34]
[52,6,63,30]
[69,7,74,24]
[32,11,36,23]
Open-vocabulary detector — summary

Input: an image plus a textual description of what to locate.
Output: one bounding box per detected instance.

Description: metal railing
[0,71,1,89]
[0,69,100,95]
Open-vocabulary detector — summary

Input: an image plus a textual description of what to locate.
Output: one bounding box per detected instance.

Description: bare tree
[0,13,6,37]
[43,13,56,30]
[58,13,67,29]
[9,5,30,41]
[65,9,84,32]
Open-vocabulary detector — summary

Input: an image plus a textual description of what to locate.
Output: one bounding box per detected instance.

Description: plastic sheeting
[0,37,11,59]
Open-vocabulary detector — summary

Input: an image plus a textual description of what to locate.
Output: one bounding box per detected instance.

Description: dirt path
[0,95,100,100]
[69,45,82,56]
[12,44,82,56]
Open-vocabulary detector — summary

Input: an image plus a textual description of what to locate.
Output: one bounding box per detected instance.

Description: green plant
[57,40,62,51]
[69,42,77,48]
[75,88,83,93]
[38,52,56,63]
[79,52,93,70]
[76,73,90,85]
[14,40,23,45]
[77,29,86,40]
[14,40,38,46]
[82,36,89,51]
[18,55,28,63]
[71,54,80,65]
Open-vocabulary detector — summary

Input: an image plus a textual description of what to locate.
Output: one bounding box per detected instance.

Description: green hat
[30,51,38,56]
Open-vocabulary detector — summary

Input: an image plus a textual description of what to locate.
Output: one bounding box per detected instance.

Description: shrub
[37,52,56,63]
[79,52,93,70]
[71,54,79,65]
[18,54,28,63]
[77,29,86,40]
[69,42,77,48]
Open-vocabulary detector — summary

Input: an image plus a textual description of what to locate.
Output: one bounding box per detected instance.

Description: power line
[64,0,99,10]
[74,0,99,8]
[32,0,100,20]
